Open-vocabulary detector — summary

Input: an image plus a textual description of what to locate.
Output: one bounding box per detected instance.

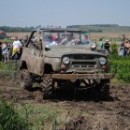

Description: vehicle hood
[45,45,105,58]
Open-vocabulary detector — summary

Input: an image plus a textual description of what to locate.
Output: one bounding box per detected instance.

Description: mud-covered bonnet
[45,45,105,58]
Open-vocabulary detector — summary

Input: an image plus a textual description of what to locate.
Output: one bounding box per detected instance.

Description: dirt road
[0,76,130,130]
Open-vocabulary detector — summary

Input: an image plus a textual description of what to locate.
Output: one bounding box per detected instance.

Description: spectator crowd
[97,38,111,55]
[0,35,130,63]
[97,37,130,56]
[0,37,25,63]
[118,39,130,56]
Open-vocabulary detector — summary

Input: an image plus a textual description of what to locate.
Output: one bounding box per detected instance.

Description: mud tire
[100,79,110,99]
[19,69,33,90]
[41,74,53,98]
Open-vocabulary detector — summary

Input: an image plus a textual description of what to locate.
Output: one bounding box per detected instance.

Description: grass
[0,98,28,130]
[0,38,13,43]
[111,78,130,86]
[0,61,18,74]
[13,102,88,130]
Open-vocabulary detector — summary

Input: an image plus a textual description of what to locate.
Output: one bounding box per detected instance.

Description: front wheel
[41,74,53,98]
[100,79,110,99]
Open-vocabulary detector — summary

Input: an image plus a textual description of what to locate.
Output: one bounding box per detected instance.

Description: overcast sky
[0,0,130,27]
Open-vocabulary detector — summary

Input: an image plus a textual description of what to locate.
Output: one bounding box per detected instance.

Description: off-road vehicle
[19,28,113,98]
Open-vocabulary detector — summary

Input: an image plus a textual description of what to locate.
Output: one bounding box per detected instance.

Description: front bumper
[52,73,114,80]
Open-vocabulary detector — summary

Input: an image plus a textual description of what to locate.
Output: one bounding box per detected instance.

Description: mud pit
[0,76,130,130]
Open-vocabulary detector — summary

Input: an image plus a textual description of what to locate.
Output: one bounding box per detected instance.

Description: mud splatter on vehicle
[18,28,113,99]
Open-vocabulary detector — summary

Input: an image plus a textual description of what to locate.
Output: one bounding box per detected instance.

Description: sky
[0,0,130,27]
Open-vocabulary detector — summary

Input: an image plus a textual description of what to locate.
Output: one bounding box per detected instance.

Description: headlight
[99,57,107,65]
[62,57,70,64]
[91,43,96,50]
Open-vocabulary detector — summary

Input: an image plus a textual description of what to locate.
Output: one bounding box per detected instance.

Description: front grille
[72,55,95,60]
[62,54,99,72]
[71,61,96,69]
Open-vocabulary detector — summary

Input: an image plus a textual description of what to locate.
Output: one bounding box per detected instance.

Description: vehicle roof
[34,28,88,33]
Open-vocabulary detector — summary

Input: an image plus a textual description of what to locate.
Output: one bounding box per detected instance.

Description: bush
[110,56,130,82]
[109,43,118,58]
[0,99,28,130]
[108,43,130,82]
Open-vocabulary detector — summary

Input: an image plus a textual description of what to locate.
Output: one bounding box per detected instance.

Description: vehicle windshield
[27,30,95,49]
[43,31,91,47]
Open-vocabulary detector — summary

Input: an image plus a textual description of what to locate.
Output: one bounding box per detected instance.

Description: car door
[21,31,45,76]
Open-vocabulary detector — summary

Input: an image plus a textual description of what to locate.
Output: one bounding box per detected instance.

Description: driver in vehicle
[61,33,78,45]
[45,35,58,47]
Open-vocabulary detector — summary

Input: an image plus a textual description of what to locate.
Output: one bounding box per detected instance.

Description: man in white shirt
[12,37,23,59]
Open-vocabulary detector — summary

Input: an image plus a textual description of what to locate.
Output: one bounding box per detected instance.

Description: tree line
[67,24,130,33]
[0,26,35,32]
[1,24,130,33]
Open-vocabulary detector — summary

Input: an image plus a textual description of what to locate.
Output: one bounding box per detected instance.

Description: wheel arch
[44,63,53,73]
[19,61,28,70]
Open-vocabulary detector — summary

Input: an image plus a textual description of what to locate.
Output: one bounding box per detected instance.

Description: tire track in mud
[1,77,130,130]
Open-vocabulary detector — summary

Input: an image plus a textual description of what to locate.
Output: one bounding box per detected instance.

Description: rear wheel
[20,69,33,90]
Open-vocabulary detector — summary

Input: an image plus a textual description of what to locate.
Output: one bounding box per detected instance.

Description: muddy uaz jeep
[19,28,113,98]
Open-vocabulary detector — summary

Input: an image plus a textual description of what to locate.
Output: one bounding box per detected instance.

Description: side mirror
[91,43,97,50]
[45,45,51,51]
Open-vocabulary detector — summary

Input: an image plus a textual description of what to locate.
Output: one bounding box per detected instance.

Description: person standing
[118,41,125,56]
[98,38,104,49]
[1,42,9,62]
[0,42,2,61]
[11,37,23,60]
[124,39,130,56]
[104,40,110,51]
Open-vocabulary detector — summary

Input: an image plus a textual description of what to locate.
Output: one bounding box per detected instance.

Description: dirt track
[0,76,130,130]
